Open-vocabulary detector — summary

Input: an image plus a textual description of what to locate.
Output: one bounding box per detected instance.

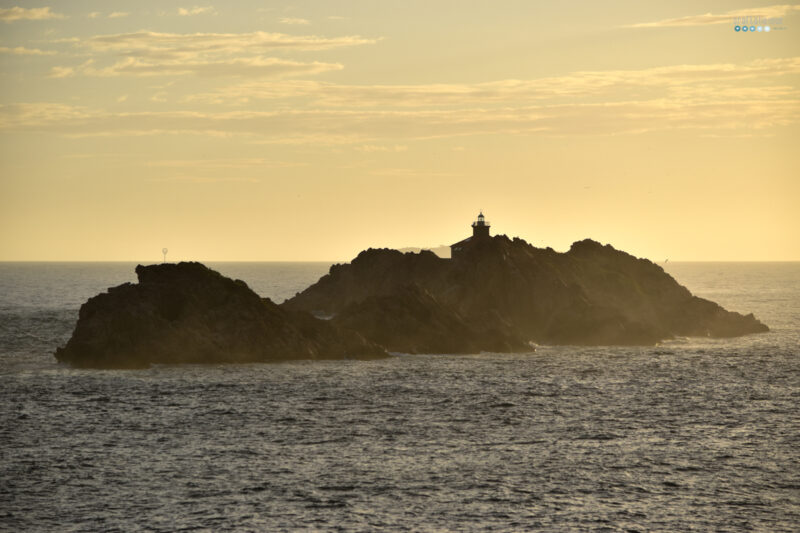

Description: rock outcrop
[331,284,531,354]
[56,236,770,368]
[55,262,387,369]
[283,236,769,348]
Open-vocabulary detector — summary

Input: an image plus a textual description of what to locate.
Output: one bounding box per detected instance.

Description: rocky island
[56,213,768,368]
[55,262,387,368]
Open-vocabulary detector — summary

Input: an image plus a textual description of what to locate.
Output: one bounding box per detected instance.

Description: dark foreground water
[1,262,798,531]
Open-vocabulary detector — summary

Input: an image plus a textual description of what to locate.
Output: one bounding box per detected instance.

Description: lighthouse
[450,211,491,260]
[471,211,490,239]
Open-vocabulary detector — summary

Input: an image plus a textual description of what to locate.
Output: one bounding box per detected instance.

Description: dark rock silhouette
[397,245,451,258]
[331,284,530,354]
[284,236,769,347]
[55,262,387,369]
[56,234,770,367]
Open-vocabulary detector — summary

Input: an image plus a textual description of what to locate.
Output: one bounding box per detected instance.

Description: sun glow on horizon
[1,1,798,261]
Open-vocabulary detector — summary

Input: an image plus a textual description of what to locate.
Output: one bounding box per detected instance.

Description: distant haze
[1,1,798,261]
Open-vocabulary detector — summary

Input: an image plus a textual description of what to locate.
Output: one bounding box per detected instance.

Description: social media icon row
[735,26,770,32]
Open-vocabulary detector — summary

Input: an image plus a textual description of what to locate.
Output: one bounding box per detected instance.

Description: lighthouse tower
[450,211,491,260]
[472,211,490,239]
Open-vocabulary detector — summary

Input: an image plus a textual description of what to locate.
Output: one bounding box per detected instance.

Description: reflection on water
[1,262,798,531]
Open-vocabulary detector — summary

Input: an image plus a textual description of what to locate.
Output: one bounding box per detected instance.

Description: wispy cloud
[0,6,65,22]
[49,30,376,79]
[369,168,457,178]
[58,30,378,56]
[625,4,800,28]
[0,46,56,55]
[48,59,94,78]
[0,103,96,128]
[280,17,310,25]
[146,175,261,184]
[49,66,75,78]
[177,6,216,16]
[53,57,342,78]
[4,97,796,141]
[187,58,800,107]
[8,58,799,141]
[50,31,376,78]
[108,12,130,19]
[356,144,408,152]
[146,158,306,169]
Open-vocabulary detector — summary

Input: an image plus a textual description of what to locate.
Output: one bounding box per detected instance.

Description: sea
[1,262,798,532]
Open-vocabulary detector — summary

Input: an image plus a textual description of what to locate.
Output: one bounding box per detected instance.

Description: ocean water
[1,261,798,531]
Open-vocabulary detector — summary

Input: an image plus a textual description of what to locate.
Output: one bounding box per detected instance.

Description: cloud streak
[280,17,310,25]
[178,6,216,16]
[0,6,65,22]
[186,58,800,107]
[7,58,798,141]
[61,30,378,55]
[48,29,375,79]
[62,56,343,78]
[625,4,800,28]
[0,46,56,55]
[4,97,796,141]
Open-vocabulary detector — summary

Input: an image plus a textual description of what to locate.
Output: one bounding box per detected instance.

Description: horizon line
[1,259,799,264]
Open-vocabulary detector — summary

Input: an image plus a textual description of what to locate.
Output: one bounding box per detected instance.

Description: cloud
[0,103,95,128]
[48,59,94,78]
[61,30,377,56]
[49,66,75,78]
[280,17,310,25]
[88,12,101,19]
[66,56,342,78]
[625,4,800,28]
[178,6,216,16]
[4,96,796,142]
[108,12,129,19]
[7,58,799,141]
[49,30,375,79]
[146,176,260,184]
[356,144,408,152]
[0,46,56,55]
[0,6,65,22]
[146,158,305,169]
[186,57,800,107]
[369,168,457,178]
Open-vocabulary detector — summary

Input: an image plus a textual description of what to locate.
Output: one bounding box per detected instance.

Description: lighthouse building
[450,212,490,260]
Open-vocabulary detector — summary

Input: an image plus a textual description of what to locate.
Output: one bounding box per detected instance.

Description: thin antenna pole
[162,248,168,263]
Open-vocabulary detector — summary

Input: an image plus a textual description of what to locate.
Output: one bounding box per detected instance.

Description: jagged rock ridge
[56,236,769,368]
[55,262,387,369]
[283,236,768,349]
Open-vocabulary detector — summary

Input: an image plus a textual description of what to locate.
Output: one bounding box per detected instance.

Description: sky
[0,1,798,261]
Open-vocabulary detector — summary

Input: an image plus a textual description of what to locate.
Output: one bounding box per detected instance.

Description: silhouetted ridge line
[55,261,387,369]
[284,233,768,349]
[56,231,768,368]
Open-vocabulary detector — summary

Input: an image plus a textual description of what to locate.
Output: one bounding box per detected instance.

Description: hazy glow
[1,1,798,261]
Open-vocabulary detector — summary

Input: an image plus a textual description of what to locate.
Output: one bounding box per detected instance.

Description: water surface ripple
[1,262,798,531]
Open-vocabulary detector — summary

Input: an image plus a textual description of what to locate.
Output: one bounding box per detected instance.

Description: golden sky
[1,1,799,261]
